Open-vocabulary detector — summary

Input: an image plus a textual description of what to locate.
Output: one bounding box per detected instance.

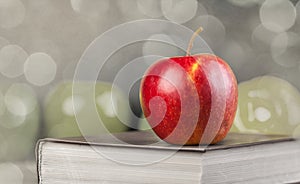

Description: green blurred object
[0,83,39,161]
[231,76,300,137]
[44,81,130,138]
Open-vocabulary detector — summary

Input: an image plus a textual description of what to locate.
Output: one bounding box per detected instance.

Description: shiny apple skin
[140,54,238,145]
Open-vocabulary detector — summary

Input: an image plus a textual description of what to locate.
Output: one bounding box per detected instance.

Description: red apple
[140,28,238,145]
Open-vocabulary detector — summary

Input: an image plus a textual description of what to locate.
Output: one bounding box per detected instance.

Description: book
[36,131,300,184]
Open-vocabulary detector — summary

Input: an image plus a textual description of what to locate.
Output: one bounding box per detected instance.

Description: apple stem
[186,26,203,56]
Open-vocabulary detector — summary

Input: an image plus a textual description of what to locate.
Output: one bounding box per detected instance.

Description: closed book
[36,131,300,184]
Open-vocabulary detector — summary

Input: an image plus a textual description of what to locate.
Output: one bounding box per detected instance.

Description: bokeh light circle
[2,83,37,129]
[137,0,163,18]
[271,32,300,67]
[251,24,278,51]
[0,163,23,184]
[161,0,198,24]
[117,0,146,21]
[4,83,37,117]
[24,52,57,86]
[0,0,25,28]
[0,44,28,78]
[259,0,296,33]
[70,0,110,18]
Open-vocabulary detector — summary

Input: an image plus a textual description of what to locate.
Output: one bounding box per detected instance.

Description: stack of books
[36,131,300,183]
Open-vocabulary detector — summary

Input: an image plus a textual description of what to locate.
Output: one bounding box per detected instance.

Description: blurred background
[0,0,300,183]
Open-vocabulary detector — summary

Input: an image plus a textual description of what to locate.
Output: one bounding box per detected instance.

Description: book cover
[37,130,294,152]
